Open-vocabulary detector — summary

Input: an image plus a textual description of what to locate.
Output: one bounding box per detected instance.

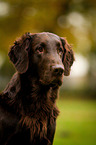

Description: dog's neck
[1,72,59,116]
[20,71,59,115]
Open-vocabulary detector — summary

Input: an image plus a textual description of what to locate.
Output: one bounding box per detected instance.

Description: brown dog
[0,32,74,145]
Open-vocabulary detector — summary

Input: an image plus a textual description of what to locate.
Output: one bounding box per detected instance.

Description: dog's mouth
[51,76,64,87]
[49,80,62,88]
[39,76,63,88]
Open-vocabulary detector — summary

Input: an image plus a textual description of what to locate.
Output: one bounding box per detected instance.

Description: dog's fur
[0,32,74,145]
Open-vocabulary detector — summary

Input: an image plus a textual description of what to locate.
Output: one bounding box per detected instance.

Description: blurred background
[0,0,96,145]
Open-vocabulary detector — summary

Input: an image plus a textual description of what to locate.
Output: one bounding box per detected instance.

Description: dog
[0,32,74,145]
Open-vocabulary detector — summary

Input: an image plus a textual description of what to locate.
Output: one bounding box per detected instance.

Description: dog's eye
[59,47,63,52]
[36,46,44,53]
[58,47,63,58]
[58,47,63,55]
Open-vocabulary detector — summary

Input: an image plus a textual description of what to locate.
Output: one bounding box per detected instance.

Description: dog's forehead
[33,32,60,43]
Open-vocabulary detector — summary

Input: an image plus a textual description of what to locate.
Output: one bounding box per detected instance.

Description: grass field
[53,99,96,145]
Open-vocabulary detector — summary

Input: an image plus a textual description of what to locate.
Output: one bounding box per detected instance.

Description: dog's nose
[52,65,64,76]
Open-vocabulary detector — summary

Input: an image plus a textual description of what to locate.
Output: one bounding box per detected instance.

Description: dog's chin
[50,79,63,88]
[39,77,63,88]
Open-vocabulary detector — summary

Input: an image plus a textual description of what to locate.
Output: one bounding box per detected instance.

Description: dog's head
[9,32,74,87]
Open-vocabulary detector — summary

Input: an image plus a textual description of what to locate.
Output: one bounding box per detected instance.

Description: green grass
[53,99,96,145]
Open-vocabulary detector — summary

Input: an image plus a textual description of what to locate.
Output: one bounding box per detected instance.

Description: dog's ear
[60,37,75,76]
[8,33,32,74]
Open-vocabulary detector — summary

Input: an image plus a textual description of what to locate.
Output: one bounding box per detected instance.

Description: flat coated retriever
[0,32,74,145]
